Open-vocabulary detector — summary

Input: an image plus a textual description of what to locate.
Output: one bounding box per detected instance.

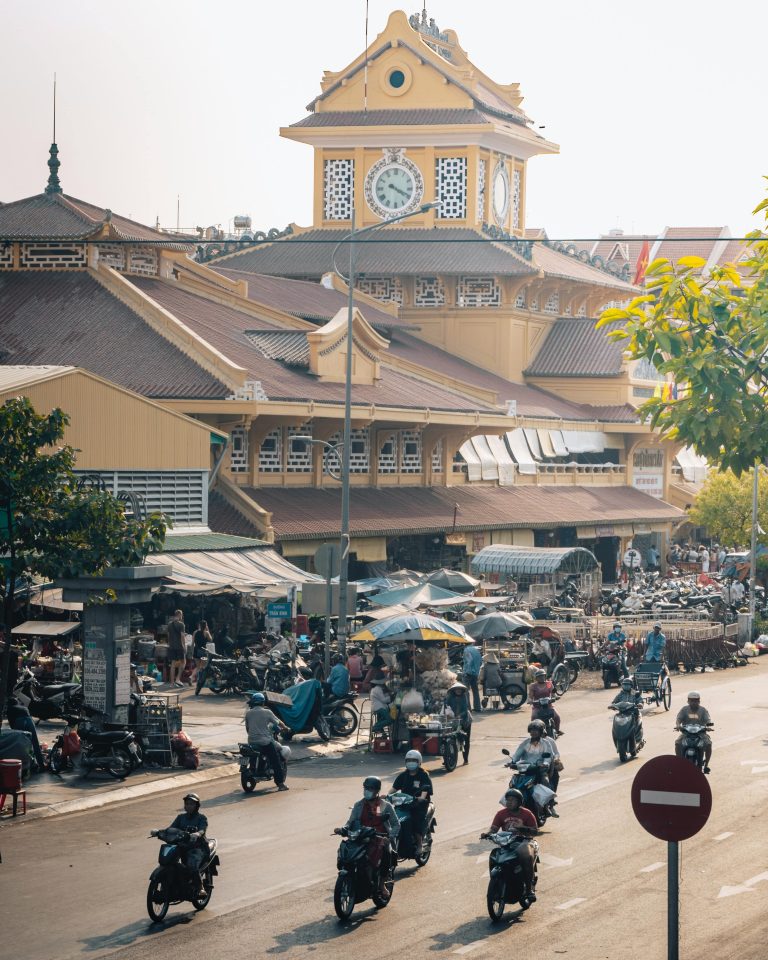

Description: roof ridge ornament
[408,7,454,60]
[45,72,63,195]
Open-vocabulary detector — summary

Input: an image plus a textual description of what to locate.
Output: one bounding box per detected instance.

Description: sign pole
[324,571,333,678]
[668,840,679,960]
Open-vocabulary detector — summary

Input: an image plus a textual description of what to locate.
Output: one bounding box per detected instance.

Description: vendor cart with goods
[406,713,464,772]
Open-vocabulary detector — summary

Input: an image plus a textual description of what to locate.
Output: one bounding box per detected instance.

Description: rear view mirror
[501,748,510,756]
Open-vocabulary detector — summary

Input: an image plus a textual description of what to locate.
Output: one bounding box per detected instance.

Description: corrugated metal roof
[0,364,74,391]
[160,532,268,552]
[525,318,625,378]
[207,492,262,539]
[290,108,491,128]
[471,545,598,575]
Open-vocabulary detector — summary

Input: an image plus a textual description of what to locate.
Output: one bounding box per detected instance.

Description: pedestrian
[7,695,46,771]
[644,622,666,662]
[462,639,483,712]
[699,546,710,573]
[191,620,212,685]
[370,678,393,733]
[167,609,187,687]
[346,647,364,684]
[646,544,660,571]
[444,681,472,764]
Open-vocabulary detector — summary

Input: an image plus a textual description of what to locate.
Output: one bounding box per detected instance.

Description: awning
[458,440,482,481]
[561,430,607,454]
[12,620,81,637]
[505,429,537,475]
[144,547,321,594]
[524,428,543,460]
[675,447,708,483]
[470,435,499,481]
[486,435,515,485]
[549,430,569,458]
[537,429,557,459]
[471,545,599,576]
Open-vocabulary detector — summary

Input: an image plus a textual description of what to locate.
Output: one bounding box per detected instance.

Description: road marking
[713,832,733,842]
[640,789,700,807]
[745,871,768,887]
[454,941,487,955]
[640,862,664,873]
[751,766,768,774]
[539,853,573,868]
[718,885,755,898]
[556,898,586,910]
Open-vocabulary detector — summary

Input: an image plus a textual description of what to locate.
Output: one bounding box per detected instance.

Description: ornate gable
[306,306,389,383]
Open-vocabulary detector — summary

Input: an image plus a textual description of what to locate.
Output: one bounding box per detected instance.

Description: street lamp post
[332,201,440,654]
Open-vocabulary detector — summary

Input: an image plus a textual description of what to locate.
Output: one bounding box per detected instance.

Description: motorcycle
[600,643,624,688]
[608,700,644,763]
[483,830,539,921]
[530,696,560,740]
[333,825,395,920]
[387,791,436,867]
[679,721,714,771]
[195,651,258,696]
[14,667,83,721]
[322,693,359,738]
[263,650,304,693]
[146,827,220,922]
[48,712,141,779]
[238,735,290,792]
[269,679,331,742]
[502,748,556,827]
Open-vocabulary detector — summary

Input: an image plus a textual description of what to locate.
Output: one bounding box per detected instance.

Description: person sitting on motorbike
[610,677,644,741]
[606,622,629,678]
[480,651,512,710]
[644,622,666,662]
[335,776,400,892]
[528,668,563,735]
[444,681,472,764]
[480,788,538,902]
[391,749,433,852]
[244,692,291,791]
[322,654,350,700]
[674,691,713,773]
[160,793,208,897]
[511,719,561,804]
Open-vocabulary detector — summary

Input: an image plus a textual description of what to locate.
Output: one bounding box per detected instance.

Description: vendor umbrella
[463,611,535,640]
[424,568,480,594]
[351,611,471,645]
[368,582,465,608]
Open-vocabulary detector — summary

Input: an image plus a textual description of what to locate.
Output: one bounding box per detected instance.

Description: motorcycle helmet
[504,788,524,805]
[249,692,266,707]
[534,668,546,679]
[405,749,422,765]
[687,691,701,700]
[362,776,382,794]
[183,792,201,807]
[527,720,546,734]
[613,622,622,629]
[620,678,634,689]
[331,653,343,666]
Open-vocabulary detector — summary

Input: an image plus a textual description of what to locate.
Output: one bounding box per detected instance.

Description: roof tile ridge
[58,194,104,227]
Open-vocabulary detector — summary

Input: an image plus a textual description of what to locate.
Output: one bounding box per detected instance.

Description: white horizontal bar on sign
[640,789,701,807]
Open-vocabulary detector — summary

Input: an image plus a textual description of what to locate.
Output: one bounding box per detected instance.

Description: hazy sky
[2,1,766,241]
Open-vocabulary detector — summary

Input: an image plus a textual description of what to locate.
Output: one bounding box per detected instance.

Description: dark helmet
[534,668,546,679]
[331,653,343,666]
[620,677,634,689]
[363,776,382,794]
[504,788,524,804]
[183,792,201,806]
[528,720,546,734]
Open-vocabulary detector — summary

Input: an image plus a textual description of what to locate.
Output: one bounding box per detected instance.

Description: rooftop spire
[45,74,62,195]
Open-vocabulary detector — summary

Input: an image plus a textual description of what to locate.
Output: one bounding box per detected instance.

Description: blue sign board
[267,601,292,619]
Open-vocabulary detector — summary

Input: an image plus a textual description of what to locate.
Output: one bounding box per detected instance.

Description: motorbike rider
[157,793,208,897]
[610,677,644,743]
[391,749,433,852]
[644,622,666,662]
[322,653,350,700]
[335,776,400,892]
[511,719,561,805]
[480,788,538,902]
[674,691,713,773]
[605,622,629,678]
[444,681,472,764]
[244,692,291,791]
[528,668,563,735]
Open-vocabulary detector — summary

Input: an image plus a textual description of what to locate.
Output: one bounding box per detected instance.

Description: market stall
[11,620,82,682]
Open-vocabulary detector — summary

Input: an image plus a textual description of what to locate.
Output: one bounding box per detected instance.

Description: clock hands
[388,183,410,199]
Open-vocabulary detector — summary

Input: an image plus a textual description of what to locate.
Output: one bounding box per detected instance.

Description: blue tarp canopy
[471,546,598,577]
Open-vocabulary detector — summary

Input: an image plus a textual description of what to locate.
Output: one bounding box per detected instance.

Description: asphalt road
[2,660,766,960]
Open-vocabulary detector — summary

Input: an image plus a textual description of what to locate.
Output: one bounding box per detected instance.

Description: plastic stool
[0,789,27,817]
[483,688,503,710]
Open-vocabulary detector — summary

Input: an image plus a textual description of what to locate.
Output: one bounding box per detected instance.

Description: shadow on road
[78,915,193,953]
[427,912,523,951]
[264,907,378,953]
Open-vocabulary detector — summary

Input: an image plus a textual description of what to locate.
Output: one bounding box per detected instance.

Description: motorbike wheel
[107,748,132,780]
[329,706,358,738]
[551,663,570,696]
[505,684,527,710]
[618,741,628,763]
[372,867,394,908]
[442,738,458,772]
[662,678,672,711]
[314,715,331,742]
[627,735,637,759]
[414,832,432,867]
[333,873,355,921]
[241,770,257,793]
[146,878,170,922]
[192,868,213,911]
[49,744,65,774]
[281,730,294,742]
[487,876,506,922]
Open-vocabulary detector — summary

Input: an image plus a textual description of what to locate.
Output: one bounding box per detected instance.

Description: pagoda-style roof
[525,317,626,379]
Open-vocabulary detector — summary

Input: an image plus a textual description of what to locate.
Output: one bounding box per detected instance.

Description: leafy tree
[688,470,768,547]
[597,193,768,475]
[1,397,168,725]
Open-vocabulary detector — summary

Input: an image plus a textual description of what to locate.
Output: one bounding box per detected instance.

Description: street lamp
[332,200,441,654]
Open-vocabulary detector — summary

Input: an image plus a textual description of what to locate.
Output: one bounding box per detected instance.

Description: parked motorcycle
[608,700,644,762]
[48,712,141,779]
[146,827,220,922]
[14,667,83,721]
[530,696,560,740]
[269,680,331,742]
[502,748,556,827]
[194,651,247,696]
[238,736,290,792]
[263,650,304,693]
[600,643,624,688]
[483,830,539,921]
[322,693,359,738]
[679,721,714,771]
[333,825,395,920]
[387,791,436,867]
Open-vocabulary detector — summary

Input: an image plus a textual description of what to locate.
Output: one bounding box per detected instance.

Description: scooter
[268,679,331,742]
[238,735,290,792]
[608,700,644,762]
[146,827,220,922]
[48,712,141,779]
[482,830,539,921]
[679,721,714,772]
[502,749,556,827]
[14,667,83,721]
[333,825,395,921]
[600,643,624,688]
[387,791,436,867]
[530,695,560,740]
[322,693,359,738]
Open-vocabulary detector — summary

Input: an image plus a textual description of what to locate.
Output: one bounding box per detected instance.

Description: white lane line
[539,853,574,868]
[718,885,755,898]
[454,941,487,955]
[745,871,768,887]
[640,862,664,873]
[713,832,733,842]
[751,766,768,774]
[556,898,586,910]
[640,789,700,807]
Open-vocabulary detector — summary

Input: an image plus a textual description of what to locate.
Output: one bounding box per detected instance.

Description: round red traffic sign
[631,754,712,842]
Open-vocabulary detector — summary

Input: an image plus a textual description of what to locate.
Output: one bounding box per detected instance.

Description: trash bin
[0,759,23,792]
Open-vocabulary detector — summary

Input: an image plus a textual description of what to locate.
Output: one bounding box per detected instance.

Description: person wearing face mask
[391,749,433,853]
[335,776,400,892]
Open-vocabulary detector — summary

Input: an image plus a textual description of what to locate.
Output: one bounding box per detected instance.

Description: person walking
[462,640,483,712]
[167,610,187,687]
[644,622,666,662]
[191,620,212,685]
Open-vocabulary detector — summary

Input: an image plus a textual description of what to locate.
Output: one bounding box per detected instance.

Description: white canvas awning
[549,430,569,457]
[675,447,708,483]
[524,428,543,460]
[144,547,320,595]
[561,430,607,454]
[486,434,516,485]
[470,435,499,481]
[537,429,557,459]
[458,440,483,481]
[505,429,537,475]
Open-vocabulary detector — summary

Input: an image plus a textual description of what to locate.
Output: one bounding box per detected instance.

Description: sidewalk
[2,689,360,825]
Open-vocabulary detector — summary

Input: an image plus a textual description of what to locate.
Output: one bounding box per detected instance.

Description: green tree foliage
[597,192,768,475]
[688,470,768,547]
[1,397,168,721]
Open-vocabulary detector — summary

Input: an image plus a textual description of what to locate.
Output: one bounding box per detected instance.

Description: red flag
[634,239,651,286]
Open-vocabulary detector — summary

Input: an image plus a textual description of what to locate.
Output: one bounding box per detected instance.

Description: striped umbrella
[351,611,471,645]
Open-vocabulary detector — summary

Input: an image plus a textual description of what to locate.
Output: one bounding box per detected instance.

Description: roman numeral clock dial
[364,151,424,220]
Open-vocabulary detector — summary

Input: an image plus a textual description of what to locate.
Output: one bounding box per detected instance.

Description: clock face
[373,164,416,212]
[493,163,509,225]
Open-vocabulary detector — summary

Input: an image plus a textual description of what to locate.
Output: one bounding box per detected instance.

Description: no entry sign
[631,755,712,842]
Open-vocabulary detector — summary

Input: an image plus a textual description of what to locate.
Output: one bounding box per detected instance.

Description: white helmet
[405,749,422,764]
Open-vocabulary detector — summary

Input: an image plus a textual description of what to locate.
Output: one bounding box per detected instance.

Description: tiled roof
[246,330,310,366]
[213,269,409,329]
[579,403,640,423]
[654,226,728,265]
[205,492,263,540]
[531,243,637,292]
[589,234,655,273]
[211,227,536,278]
[244,484,682,540]
[0,272,227,399]
[161,531,268,552]
[290,109,491,128]
[525,318,625,378]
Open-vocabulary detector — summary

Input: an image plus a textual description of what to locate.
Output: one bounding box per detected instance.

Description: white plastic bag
[532,783,555,806]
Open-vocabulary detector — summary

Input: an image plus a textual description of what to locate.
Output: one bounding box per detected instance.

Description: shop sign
[83,644,107,712]
[471,532,486,553]
[595,525,615,537]
[267,601,292,619]
[445,532,466,546]
[632,447,665,499]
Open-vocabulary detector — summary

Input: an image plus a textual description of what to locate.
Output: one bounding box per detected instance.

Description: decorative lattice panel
[477,159,487,222]
[529,296,539,312]
[286,425,312,473]
[564,303,572,316]
[349,428,370,474]
[258,430,282,473]
[356,276,403,303]
[400,430,422,474]
[431,439,444,474]
[79,470,206,526]
[228,380,268,401]
[229,427,249,474]
[128,250,158,276]
[0,245,14,269]
[98,244,126,271]
[324,158,354,221]
[414,276,445,307]
[19,243,86,269]
[544,292,560,314]
[577,304,587,317]
[435,157,467,219]
[378,434,397,474]
[512,169,521,230]
[515,289,527,308]
[457,276,501,308]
